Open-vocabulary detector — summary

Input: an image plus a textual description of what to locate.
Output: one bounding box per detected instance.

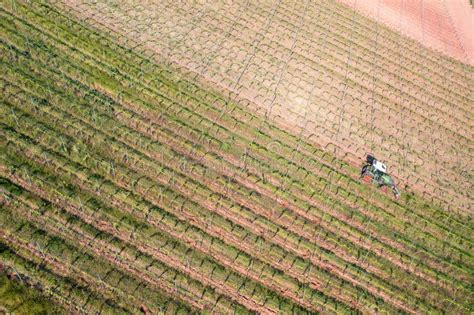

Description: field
[337,0,474,65]
[0,0,473,314]
[0,271,63,314]
[55,0,474,215]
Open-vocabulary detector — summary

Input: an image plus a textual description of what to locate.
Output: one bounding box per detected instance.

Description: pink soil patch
[336,0,474,65]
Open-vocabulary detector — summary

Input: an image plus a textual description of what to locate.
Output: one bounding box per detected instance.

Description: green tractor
[360,154,400,198]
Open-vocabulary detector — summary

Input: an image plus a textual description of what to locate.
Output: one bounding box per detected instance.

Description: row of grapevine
[0,1,472,313]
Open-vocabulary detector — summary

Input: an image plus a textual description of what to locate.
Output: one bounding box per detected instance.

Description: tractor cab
[373,160,387,173]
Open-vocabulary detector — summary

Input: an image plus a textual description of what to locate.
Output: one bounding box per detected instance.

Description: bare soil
[336,0,474,65]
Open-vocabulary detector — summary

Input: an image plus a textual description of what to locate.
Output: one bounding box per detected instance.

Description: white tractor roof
[373,160,387,173]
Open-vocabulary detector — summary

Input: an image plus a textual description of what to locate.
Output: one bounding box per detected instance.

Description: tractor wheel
[360,165,368,177]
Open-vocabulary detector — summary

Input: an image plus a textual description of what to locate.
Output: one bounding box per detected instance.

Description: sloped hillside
[1,1,473,314]
[55,0,474,216]
[337,0,474,65]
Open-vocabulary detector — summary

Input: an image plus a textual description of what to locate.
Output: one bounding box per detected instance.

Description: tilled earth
[57,0,474,216]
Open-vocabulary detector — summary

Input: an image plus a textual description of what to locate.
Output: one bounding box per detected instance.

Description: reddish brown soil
[56,0,473,216]
[3,1,473,313]
[336,0,474,65]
